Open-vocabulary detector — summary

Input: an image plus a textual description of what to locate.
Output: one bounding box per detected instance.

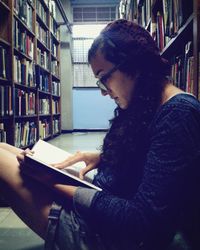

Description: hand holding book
[20,140,102,191]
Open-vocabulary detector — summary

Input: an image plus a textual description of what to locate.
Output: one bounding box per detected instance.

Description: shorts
[44,202,108,250]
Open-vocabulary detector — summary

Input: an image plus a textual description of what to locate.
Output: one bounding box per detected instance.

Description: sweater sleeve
[73,105,200,245]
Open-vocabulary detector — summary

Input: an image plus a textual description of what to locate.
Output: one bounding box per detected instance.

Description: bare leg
[0,147,58,239]
[0,142,23,155]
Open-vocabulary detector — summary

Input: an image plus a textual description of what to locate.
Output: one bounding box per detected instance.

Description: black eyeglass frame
[96,63,123,91]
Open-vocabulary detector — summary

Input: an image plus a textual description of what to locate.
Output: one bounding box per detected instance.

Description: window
[73,38,95,87]
[73,6,117,23]
[72,24,106,87]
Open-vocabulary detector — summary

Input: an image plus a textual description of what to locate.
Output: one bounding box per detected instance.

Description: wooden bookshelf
[119,0,200,98]
[0,0,64,147]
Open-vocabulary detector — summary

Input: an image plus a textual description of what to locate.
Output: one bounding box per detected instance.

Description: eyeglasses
[96,64,121,92]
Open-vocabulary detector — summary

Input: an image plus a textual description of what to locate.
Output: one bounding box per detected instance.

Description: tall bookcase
[0,0,62,148]
[119,0,200,99]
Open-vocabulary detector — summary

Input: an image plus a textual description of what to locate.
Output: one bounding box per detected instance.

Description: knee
[0,142,9,149]
[0,142,13,152]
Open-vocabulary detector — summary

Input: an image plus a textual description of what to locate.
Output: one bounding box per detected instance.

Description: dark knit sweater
[74,93,200,250]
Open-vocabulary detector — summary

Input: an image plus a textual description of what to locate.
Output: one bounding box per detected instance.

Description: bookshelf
[119,0,200,99]
[0,0,63,148]
[0,0,13,144]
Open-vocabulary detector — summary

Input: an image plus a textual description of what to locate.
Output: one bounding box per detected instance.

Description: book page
[31,139,94,182]
[32,139,75,164]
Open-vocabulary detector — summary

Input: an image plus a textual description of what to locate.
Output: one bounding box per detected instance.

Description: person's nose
[101,89,109,96]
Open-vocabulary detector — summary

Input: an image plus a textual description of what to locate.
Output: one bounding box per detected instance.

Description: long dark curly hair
[88,19,171,184]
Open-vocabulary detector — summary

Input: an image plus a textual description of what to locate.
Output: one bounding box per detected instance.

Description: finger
[16,154,24,163]
[24,148,34,155]
[52,151,85,169]
[79,163,94,180]
[51,162,67,169]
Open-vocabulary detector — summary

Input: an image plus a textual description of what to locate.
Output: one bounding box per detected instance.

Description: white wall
[59,0,74,130]
[73,88,116,129]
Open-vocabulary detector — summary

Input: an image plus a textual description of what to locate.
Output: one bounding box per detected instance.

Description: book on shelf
[36,21,49,48]
[15,88,36,116]
[37,47,49,70]
[39,98,50,114]
[52,99,59,114]
[36,0,47,24]
[39,119,50,139]
[162,0,193,39]
[52,81,60,96]
[14,56,35,87]
[35,65,49,91]
[156,11,165,51]
[24,139,102,191]
[171,41,194,94]
[0,123,7,142]
[14,0,33,31]
[14,19,34,58]
[0,45,9,79]
[15,121,37,147]
[49,0,56,19]
[0,85,13,116]
[53,118,60,134]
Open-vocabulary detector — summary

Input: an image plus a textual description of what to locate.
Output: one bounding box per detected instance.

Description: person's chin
[114,98,128,109]
[118,103,128,110]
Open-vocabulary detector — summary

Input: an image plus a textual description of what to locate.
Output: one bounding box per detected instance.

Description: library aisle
[1,0,200,249]
[0,132,105,250]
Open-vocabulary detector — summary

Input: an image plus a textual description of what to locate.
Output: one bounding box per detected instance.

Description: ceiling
[70,0,120,6]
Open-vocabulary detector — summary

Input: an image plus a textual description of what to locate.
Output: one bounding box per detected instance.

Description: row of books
[52,99,60,114]
[39,98,50,115]
[36,21,49,48]
[15,121,37,147]
[171,55,194,94]
[37,47,50,71]
[0,123,6,142]
[153,0,193,50]
[39,119,50,139]
[52,81,60,96]
[0,46,9,79]
[14,0,57,36]
[14,117,60,147]
[171,41,194,94]
[14,19,34,59]
[153,11,165,51]
[36,0,48,25]
[15,89,36,116]
[162,0,192,38]
[119,0,137,21]
[49,0,56,19]
[50,16,60,41]
[0,85,13,116]
[13,58,60,93]
[14,17,59,60]
[14,0,33,31]
[0,117,60,146]
[14,56,35,87]
[53,119,60,134]
[35,66,50,92]
[138,0,151,28]
[51,60,59,77]
[51,40,58,58]
[40,0,56,19]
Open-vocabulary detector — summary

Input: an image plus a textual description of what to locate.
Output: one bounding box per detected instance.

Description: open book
[24,139,102,191]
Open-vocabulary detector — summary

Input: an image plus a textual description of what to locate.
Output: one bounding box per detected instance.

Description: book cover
[24,139,102,191]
